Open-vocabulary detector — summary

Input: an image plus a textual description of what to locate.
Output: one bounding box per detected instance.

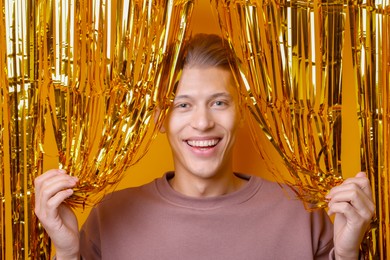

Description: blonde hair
[157,33,239,110]
[184,33,233,70]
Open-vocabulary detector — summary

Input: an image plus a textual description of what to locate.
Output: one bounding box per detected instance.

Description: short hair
[183,33,233,70]
[181,33,243,108]
[157,33,239,110]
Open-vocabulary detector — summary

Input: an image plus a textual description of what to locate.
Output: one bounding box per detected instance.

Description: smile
[186,139,220,148]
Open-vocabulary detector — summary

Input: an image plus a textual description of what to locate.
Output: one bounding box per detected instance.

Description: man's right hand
[34,169,80,260]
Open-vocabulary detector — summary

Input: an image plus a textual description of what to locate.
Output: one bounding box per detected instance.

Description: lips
[186,139,220,148]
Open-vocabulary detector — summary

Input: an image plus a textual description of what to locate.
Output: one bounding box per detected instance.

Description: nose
[190,106,215,131]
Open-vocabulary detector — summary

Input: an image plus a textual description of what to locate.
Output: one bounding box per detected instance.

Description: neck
[168,172,247,197]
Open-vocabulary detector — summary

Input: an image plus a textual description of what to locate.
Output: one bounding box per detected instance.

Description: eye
[174,102,190,109]
[212,100,228,108]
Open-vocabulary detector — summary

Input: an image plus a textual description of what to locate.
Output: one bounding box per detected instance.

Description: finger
[35,180,77,223]
[327,201,359,221]
[35,188,74,220]
[37,193,77,236]
[34,169,68,194]
[355,171,367,178]
[339,172,372,197]
[327,201,372,234]
[38,175,77,203]
[327,188,374,221]
[35,170,66,212]
[35,173,78,213]
[328,175,372,199]
[45,189,75,220]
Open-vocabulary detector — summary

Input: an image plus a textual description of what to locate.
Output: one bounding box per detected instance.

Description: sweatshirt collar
[153,171,263,209]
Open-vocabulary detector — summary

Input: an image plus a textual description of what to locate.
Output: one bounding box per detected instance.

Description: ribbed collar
[153,171,263,210]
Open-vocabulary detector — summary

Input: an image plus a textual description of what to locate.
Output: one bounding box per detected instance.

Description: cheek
[166,113,186,134]
[220,115,241,137]
[224,108,242,129]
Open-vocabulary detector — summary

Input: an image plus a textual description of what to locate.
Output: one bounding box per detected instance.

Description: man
[34,34,375,259]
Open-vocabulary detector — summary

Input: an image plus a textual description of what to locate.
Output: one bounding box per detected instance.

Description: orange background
[52,1,361,226]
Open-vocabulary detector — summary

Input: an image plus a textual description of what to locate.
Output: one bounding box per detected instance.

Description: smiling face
[162,66,242,185]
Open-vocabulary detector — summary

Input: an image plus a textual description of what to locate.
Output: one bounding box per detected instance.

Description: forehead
[176,67,237,96]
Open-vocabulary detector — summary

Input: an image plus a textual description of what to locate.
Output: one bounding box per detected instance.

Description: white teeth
[187,139,219,147]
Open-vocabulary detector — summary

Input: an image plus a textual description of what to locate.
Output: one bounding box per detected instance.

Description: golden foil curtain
[0,0,193,259]
[212,0,345,209]
[0,1,46,258]
[213,0,389,258]
[349,1,390,259]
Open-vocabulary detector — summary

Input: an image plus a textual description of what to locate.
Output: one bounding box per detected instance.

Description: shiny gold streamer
[349,1,390,259]
[0,1,46,258]
[0,0,193,259]
[44,0,193,207]
[212,0,345,209]
[213,0,389,258]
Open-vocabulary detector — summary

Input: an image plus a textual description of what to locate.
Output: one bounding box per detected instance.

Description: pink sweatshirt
[80,172,334,259]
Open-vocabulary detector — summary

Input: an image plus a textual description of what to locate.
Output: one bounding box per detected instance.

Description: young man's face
[162,66,242,181]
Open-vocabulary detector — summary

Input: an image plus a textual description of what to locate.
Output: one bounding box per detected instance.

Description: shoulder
[249,175,299,203]
[93,176,161,211]
[247,175,328,217]
[250,175,334,238]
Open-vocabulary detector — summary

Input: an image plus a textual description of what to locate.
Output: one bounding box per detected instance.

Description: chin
[189,166,224,180]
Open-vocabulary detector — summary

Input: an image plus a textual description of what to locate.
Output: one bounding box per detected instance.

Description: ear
[154,106,167,133]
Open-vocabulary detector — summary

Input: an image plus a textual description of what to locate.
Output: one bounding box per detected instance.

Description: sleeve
[79,207,102,260]
[310,209,335,260]
[328,247,365,259]
[328,248,336,260]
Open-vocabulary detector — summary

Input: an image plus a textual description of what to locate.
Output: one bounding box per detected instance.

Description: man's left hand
[326,172,375,259]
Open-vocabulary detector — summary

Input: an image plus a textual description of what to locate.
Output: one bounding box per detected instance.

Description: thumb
[355,171,367,178]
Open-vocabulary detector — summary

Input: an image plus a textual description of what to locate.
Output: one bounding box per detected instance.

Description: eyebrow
[174,92,233,101]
